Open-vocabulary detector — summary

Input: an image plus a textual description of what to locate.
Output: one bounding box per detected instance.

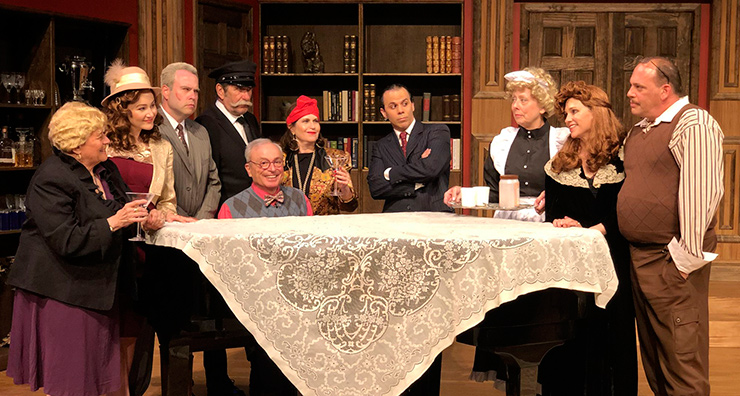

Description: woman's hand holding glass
[107,199,149,232]
[333,166,353,201]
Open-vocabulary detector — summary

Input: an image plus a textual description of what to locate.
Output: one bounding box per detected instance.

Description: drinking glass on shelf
[24,90,32,105]
[324,155,347,196]
[1,73,13,103]
[14,74,25,104]
[125,192,155,241]
[38,90,46,106]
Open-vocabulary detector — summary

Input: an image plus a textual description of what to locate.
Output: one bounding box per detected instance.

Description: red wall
[0,0,139,63]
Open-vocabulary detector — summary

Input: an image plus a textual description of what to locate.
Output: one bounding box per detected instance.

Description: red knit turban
[286,95,320,125]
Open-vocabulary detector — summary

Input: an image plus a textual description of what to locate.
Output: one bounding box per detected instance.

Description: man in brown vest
[617,57,724,395]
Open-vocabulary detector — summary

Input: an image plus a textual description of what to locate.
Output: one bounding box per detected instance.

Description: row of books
[343,35,358,73]
[263,35,291,74]
[421,93,461,122]
[426,36,461,74]
[360,137,462,170]
[322,90,361,122]
[326,137,359,169]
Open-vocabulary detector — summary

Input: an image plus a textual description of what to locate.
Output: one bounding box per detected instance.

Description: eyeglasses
[249,158,284,170]
[649,60,670,85]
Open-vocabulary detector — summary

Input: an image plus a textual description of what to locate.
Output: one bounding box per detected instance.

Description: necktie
[236,116,251,142]
[399,131,408,156]
[263,191,284,207]
[176,124,189,155]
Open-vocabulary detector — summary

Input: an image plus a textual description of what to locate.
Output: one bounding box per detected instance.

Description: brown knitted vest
[617,103,716,251]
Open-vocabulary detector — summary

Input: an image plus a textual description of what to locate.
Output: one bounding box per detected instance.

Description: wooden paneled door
[196,0,254,116]
[521,4,701,127]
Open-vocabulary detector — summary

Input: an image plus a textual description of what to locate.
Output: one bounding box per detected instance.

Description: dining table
[148,211,618,396]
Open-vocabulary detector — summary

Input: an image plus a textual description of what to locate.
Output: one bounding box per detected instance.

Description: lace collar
[544,158,624,188]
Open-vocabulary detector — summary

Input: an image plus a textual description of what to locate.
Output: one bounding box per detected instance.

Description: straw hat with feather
[101,59,160,106]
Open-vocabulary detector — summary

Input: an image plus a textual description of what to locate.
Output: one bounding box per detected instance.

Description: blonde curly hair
[48,102,107,153]
[504,67,558,117]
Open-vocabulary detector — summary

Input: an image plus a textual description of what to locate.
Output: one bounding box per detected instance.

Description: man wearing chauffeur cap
[194,60,261,396]
[196,59,261,207]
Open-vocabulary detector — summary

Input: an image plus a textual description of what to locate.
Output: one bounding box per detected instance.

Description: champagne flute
[125,192,155,241]
[14,74,25,104]
[324,155,346,196]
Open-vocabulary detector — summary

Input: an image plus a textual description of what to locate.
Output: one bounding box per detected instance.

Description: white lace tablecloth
[148,212,617,396]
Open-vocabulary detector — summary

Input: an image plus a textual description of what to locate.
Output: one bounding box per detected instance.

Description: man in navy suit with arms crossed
[367,83,452,214]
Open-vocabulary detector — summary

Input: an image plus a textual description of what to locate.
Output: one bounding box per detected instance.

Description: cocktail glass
[324,155,347,196]
[125,192,155,241]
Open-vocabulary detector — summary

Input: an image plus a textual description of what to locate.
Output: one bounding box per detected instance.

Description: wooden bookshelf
[259,1,464,213]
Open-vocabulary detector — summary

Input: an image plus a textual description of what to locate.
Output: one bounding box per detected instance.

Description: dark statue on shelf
[301,32,324,73]
[57,55,95,103]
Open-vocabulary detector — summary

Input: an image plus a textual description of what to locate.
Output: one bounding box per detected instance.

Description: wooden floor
[2,280,738,396]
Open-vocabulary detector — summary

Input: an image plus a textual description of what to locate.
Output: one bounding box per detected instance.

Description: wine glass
[125,192,155,241]
[1,73,13,103]
[324,155,346,196]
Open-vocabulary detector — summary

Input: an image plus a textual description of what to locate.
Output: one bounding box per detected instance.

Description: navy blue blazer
[367,121,453,213]
[196,104,260,206]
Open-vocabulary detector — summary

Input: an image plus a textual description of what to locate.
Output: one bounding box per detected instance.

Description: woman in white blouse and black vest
[444,67,569,221]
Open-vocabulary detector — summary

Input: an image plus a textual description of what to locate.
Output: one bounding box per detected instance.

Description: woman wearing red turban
[279,95,357,214]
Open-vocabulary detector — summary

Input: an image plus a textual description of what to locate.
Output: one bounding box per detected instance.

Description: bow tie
[263,191,284,207]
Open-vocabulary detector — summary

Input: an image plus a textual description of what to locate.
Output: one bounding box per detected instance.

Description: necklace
[294,151,316,194]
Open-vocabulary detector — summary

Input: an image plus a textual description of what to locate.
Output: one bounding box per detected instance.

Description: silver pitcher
[58,56,95,102]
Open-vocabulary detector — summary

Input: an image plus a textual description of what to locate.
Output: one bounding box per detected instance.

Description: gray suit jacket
[159,114,221,219]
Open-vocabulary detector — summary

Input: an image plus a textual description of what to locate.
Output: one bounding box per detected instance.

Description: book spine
[350,35,357,73]
[445,36,452,73]
[439,35,446,74]
[282,36,291,73]
[452,36,462,74]
[342,90,349,122]
[432,36,440,74]
[452,138,461,170]
[443,94,451,121]
[276,36,283,74]
[352,137,358,168]
[426,36,433,74]
[343,35,350,73]
[422,92,431,122]
[363,134,368,168]
[263,36,271,74]
[268,36,276,74]
[363,84,371,121]
[369,84,376,121]
[451,94,460,121]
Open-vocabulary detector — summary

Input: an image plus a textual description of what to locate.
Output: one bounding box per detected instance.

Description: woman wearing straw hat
[102,59,185,220]
[101,60,194,395]
[279,95,357,215]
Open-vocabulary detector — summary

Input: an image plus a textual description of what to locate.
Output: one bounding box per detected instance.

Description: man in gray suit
[157,62,246,396]
[159,62,221,218]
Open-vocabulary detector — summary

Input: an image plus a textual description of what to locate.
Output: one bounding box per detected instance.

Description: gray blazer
[159,115,221,219]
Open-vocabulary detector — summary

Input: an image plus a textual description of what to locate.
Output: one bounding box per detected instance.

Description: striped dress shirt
[633,96,724,273]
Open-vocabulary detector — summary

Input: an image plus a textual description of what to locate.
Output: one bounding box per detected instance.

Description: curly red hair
[103,89,162,152]
[550,81,625,174]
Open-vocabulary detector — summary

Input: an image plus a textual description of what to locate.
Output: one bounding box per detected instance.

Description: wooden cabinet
[0,5,129,370]
[258,1,464,213]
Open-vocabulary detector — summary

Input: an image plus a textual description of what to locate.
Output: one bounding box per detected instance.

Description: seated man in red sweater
[218,138,312,219]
